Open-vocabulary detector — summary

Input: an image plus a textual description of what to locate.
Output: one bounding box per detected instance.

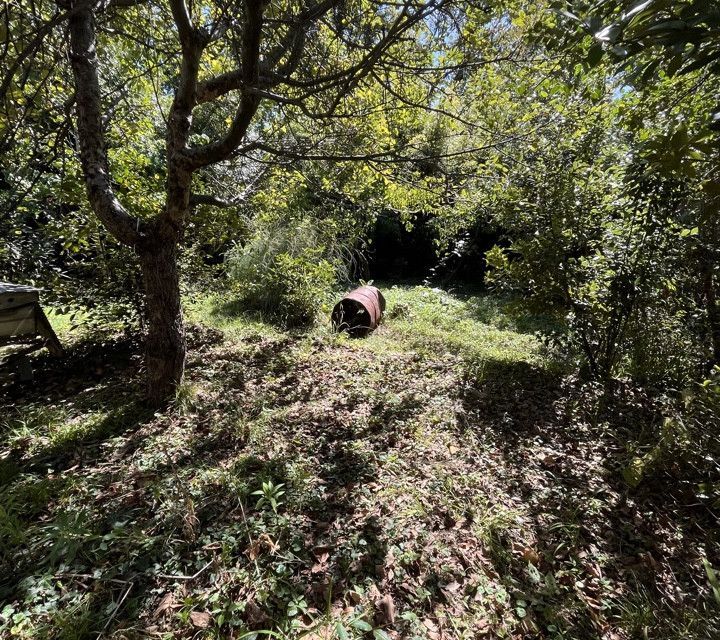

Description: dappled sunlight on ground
[1,286,717,639]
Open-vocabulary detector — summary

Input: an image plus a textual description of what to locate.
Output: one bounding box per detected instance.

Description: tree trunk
[698,206,720,369]
[139,237,186,404]
[701,253,720,367]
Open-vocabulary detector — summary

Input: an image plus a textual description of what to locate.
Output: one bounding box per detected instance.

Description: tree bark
[138,229,186,404]
[700,248,720,367]
[698,203,720,369]
[69,0,190,402]
[67,0,141,246]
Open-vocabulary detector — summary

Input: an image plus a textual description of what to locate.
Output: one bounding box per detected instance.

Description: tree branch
[0,8,72,104]
[189,165,269,209]
[190,0,450,167]
[184,0,264,168]
[245,138,521,164]
[188,193,240,208]
[169,0,193,44]
[164,0,207,228]
[67,0,140,247]
[194,0,339,104]
[109,0,151,7]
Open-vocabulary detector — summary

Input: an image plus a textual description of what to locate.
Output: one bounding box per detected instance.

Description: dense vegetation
[1,0,719,638]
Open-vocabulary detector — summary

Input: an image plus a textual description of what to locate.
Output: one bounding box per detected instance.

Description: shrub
[623,367,720,501]
[226,218,338,327]
[484,137,713,387]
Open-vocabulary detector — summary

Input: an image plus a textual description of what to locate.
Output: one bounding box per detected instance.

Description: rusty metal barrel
[331,286,386,336]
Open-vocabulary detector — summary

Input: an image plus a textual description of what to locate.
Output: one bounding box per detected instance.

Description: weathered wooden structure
[0,282,63,359]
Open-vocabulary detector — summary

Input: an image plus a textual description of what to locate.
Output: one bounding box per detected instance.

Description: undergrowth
[1,285,717,639]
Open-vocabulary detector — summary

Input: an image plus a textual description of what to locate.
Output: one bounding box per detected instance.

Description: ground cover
[0,286,718,639]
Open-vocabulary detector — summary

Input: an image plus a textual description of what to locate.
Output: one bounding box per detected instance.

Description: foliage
[619,365,720,539]
[252,481,286,514]
[485,134,713,383]
[226,217,339,327]
[417,3,720,387]
[0,135,144,328]
[553,0,720,124]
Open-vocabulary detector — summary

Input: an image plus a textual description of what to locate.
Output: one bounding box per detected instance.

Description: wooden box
[0,282,62,355]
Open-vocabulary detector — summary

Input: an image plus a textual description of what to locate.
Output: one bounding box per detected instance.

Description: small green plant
[703,559,720,607]
[252,481,285,514]
[174,380,199,414]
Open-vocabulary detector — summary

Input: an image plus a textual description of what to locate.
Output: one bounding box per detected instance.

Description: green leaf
[587,43,604,67]
[350,618,373,632]
[703,559,720,606]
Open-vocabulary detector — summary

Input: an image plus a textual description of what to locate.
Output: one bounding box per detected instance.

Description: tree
[549,0,720,125]
[420,1,719,383]
[2,0,466,402]
[547,0,720,371]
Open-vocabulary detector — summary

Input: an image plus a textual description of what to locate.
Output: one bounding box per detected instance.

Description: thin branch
[244,138,522,164]
[189,193,241,207]
[109,0,151,7]
[190,164,269,208]
[156,560,214,581]
[100,582,133,637]
[0,7,72,103]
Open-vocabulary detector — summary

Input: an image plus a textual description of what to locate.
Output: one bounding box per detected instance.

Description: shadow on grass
[210,297,319,332]
[463,294,564,336]
[5,322,714,638]
[0,333,153,482]
[458,357,720,637]
[0,329,389,639]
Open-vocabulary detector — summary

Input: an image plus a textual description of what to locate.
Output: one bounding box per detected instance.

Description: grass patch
[364,285,549,367]
[0,284,717,639]
[184,291,291,341]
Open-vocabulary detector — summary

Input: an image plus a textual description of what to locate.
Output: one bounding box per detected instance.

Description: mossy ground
[1,286,718,639]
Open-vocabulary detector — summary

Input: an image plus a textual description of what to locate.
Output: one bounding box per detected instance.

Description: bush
[484,136,714,387]
[226,218,338,327]
[623,367,720,502]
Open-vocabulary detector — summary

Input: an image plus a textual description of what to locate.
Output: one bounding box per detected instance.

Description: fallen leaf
[522,547,540,564]
[245,599,267,626]
[153,593,177,619]
[537,451,558,468]
[190,611,211,629]
[247,533,278,560]
[376,593,396,625]
[423,618,438,632]
[443,580,461,594]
